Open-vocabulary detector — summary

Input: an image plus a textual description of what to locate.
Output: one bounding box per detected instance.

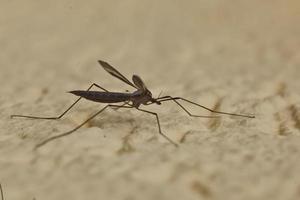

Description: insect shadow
[11,60,255,148]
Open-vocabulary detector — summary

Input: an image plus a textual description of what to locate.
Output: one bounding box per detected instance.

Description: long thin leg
[157,96,255,118]
[35,104,133,149]
[136,108,178,147]
[165,98,221,118]
[11,83,109,120]
[0,183,4,200]
[112,101,130,110]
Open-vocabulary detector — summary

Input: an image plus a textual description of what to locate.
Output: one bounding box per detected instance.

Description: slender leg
[35,104,133,149]
[0,183,4,200]
[10,83,109,120]
[165,98,221,118]
[136,108,178,147]
[112,101,130,110]
[157,96,255,118]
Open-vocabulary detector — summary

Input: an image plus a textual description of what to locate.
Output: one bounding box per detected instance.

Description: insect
[11,60,255,148]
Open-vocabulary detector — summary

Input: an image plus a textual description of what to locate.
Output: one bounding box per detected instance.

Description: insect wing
[98,60,137,89]
[132,75,147,91]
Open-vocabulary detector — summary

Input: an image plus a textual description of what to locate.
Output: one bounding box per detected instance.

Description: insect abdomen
[69,91,131,103]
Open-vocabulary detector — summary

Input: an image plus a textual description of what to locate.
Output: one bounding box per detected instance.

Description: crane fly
[11,60,255,148]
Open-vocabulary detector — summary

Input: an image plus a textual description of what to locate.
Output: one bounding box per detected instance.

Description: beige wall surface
[1,0,300,200]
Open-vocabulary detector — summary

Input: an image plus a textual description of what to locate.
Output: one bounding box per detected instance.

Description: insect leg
[0,183,4,200]
[10,83,109,120]
[158,96,255,118]
[135,108,178,147]
[35,104,133,149]
[159,97,220,118]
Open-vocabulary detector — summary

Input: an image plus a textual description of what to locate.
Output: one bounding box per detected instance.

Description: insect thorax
[131,90,153,108]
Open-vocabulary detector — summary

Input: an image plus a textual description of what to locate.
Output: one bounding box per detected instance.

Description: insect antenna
[157,91,163,99]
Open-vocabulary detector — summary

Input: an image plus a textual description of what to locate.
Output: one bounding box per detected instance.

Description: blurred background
[1,0,299,94]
